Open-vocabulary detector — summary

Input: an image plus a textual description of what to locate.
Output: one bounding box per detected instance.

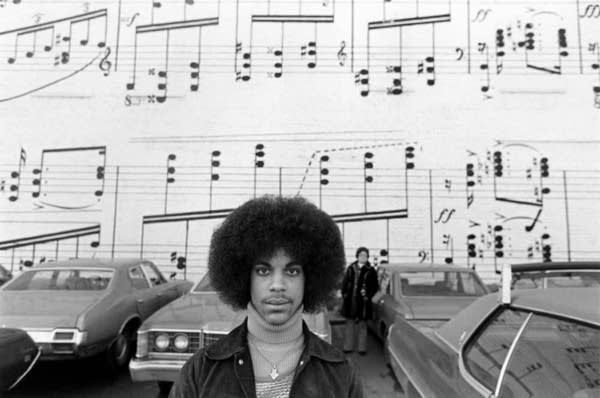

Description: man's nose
[269,270,285,291]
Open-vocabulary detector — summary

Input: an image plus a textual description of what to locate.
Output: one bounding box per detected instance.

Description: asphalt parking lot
[6,328,403,398]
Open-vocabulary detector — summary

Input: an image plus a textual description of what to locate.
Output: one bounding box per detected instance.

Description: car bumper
[129,358,187,382]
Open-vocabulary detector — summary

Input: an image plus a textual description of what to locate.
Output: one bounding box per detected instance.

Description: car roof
[512,261,600,272]
[29,258,147,270]
[379,263,476,273]
[436,288,600,351]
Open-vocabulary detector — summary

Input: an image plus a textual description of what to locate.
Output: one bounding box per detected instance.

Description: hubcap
[114,334,128,362]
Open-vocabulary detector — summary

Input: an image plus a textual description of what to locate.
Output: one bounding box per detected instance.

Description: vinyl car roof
[512,261,600,272]
[30,258,148,270]
[436,287,600,352]
[379,263,477,273]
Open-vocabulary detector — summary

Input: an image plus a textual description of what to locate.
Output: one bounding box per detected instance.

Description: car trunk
[0,291,103,329]
[403,296,479,320]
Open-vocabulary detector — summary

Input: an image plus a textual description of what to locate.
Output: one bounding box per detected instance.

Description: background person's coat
[341,262,378,320]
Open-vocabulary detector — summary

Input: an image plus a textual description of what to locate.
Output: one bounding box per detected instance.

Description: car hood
[0,291,104,329]
[403,296,480,320]
[141,292,244,332]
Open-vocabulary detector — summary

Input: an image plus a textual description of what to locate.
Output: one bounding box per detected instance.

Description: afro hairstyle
[208,195,345,312]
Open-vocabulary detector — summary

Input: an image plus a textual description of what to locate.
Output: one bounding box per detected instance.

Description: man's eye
[255,267,269,275]
[287,268,302,276]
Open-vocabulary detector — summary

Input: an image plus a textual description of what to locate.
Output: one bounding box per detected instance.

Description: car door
[128,265,161,319]
[140,262,176,308]
[377,271,400,337]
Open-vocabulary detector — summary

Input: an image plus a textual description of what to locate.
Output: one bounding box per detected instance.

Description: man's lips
[264,297,292,305]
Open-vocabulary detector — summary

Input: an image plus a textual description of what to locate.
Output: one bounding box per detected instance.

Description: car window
[464,308,528,391]
[498,313,600,398]
[129,266,150,289]
[3,269,113,290]
[399,271,486,296]
[513,271,600,289]
[141,263,166,286]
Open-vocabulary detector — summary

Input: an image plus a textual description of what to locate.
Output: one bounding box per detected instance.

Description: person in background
[170,195,363,398]
[341,247,378,355]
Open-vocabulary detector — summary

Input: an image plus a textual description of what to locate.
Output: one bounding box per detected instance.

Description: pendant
[269,366,279,380]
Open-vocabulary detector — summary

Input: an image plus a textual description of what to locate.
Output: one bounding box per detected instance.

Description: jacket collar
[206,318,345,363]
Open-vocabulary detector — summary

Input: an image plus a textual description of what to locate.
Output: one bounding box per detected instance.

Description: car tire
[158,381,173,395]
[104,327,134,372]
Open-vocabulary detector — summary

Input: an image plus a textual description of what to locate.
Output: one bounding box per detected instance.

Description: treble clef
[337,41,347,67]
[99,46,112,76]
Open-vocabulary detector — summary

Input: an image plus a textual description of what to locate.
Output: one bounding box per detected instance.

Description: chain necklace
[248,339,303,380]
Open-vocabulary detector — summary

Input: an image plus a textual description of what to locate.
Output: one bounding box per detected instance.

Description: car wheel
[158,381,173,395]
[105,328,134,371]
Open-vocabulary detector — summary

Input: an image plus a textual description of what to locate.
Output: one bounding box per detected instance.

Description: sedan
[370,263,489,340]
[386,282,600,397]
[0,258,192,370]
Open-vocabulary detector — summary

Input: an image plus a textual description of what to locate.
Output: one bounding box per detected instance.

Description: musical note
[164,153,176,213]
[254,144,265,198]
[8,148,26,202]
[209,150,221,210]
[318,155,330,209]
[273,48,283,78]
[355,69,370,97]
[525,209,542,232]
[479,42,491,93]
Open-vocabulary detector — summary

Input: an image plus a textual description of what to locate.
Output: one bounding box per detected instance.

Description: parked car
[0,258,192,370]
[0,328,41,391]
[0,264,12,286]
[511,261,600,289]
[369,263,489,340]
[129,273,332,394]
[386,266,600,397]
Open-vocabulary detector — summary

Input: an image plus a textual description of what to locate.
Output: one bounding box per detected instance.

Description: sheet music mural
[0,0,598,283]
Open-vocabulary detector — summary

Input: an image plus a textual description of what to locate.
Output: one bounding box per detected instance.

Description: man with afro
[170,195,363,398]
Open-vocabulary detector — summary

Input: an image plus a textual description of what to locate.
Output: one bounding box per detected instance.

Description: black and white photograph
[0,0,599,396]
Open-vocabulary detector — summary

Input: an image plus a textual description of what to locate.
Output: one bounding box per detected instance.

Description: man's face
[250,248,305,325]
[357,251,368,265]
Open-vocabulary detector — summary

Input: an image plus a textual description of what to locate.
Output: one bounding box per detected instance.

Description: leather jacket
[170,319,363,398]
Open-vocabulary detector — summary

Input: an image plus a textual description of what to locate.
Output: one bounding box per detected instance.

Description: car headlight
[155,333,170,350]
[173,334,189,351]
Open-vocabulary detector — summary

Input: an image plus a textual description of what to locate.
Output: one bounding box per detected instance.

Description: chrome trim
[458,347,492,396]
[510,303,600,327]
[494,312,532,397]
[24,328,87,345]
[386,324,426,398]
[144,328,202,333]
[8,346,42,390]
[456,303,504,397]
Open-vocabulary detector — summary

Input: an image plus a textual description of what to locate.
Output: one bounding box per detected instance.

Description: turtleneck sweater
[247,303,305,398]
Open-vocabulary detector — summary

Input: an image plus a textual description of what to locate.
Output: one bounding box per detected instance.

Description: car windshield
[512,271,600,289]
[399,271,486,296]
[4,269,113,291]
[193,274,215,293]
